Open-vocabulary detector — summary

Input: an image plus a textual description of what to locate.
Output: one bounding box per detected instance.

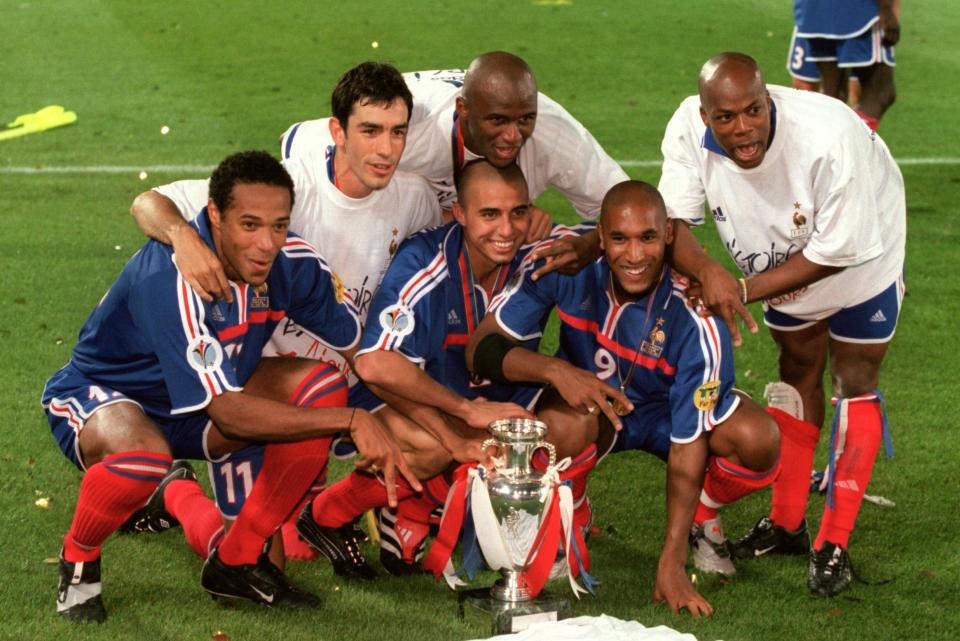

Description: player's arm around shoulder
[130,179,231,303]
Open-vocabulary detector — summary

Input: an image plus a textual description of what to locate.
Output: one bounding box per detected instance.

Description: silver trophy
[460,418,569,633]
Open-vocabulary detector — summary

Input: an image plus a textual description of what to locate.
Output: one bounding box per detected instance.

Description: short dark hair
[208,150,295,214]
[330,62,413,127]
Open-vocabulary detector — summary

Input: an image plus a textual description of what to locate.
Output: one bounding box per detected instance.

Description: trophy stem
[491,570,534,603]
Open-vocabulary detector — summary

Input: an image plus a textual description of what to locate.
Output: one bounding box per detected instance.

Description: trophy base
[458,588,571,635]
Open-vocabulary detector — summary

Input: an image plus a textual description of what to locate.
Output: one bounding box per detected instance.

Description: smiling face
[699,56,772,169]
[456,72,537,167]
[599,187,673,301]
[453,163,531,278]
[329,97,409,197]
[208,182,292,286]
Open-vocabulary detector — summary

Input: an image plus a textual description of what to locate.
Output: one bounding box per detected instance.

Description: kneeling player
[42,151,414,622]
[466,181,780,617]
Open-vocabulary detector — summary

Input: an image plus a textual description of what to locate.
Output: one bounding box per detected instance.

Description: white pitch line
[1,157,958,175]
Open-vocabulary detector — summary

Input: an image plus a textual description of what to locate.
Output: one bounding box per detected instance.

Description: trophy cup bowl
[481,418,556,603]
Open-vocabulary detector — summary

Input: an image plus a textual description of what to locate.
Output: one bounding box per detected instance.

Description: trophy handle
[481,438,501,456]
[535,442,556,467]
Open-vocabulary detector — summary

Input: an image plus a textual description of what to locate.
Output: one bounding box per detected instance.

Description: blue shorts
[807,23,895,68]
[763,275,905,343]
[787,27,821,82]
[44,364,265,518]
[608,400,673,462]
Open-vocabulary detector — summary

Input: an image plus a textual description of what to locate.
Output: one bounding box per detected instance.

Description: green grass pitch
[2,1,959,639]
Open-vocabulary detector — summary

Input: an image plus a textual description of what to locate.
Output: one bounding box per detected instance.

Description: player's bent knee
[78,403,171,466]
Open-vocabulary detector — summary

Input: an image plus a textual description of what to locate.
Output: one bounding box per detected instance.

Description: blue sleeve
[667,311,739,443]
[132,270,241,414]
[359,235,443,364]
[282,238,361,351]
[489,260,560,342]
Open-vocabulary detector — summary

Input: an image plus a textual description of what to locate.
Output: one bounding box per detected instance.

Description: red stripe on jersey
[557,308,676,376]
[180,279,197,339]
[399,253,445,302]
[442,333,468,349]
[217,310,287,342]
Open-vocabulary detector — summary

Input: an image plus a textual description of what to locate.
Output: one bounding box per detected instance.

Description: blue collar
[703,98,777,159]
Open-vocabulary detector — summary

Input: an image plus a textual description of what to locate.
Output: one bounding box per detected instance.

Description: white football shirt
[279,69,628,219]
[658,85,905,319]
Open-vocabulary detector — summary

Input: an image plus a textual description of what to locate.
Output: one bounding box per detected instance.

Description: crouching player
[42,151,414,622]
[466,181,780,617]
[293,159,556,578]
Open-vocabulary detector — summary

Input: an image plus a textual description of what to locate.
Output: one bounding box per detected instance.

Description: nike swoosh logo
[755,546,776,556]
[251,585,274,604]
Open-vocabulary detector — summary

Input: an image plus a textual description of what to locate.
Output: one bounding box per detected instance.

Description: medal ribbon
[324,145,341,191]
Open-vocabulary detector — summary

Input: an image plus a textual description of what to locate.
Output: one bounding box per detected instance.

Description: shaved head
[600,180,667,226]
[698,52,765,111]
[458,158,529,209]
[463,51,537,103]
[697,52,772,169]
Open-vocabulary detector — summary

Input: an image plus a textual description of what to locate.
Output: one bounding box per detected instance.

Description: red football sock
[164,479,223,559]
[217,437,329,566]
[387,475,451,561]
[814,396,884,550]
[534,444,597,536]
[767,407,821,531]
[64,451,172,562]
[312,471,418,528]
[281,362,346,560]
[855,110,880,131]
[694,455,780,524]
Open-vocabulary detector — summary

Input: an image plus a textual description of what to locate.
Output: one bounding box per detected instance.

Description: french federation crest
[186,336,224,374]
[641,316,666,357]
[379,303,415,337]
[790,201,809,239]
[693,379,721,411]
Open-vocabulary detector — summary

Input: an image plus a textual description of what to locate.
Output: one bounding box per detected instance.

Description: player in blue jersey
[296,160,583,577]
[42,151,416,622]
[795,0,899,130]
[466,181,780,618]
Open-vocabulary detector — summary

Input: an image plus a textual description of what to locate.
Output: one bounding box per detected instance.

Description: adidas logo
[448,309,460,325]
[869,309,887,323]
[711,206,727,222]
[835,479,861,492]
[579,298,592,311]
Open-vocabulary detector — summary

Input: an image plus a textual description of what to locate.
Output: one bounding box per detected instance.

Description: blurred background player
[130,62,441,559]
[281,51,628,259]
[43,151,414,621]
[793,0,900,130]
[467,180,779,618]
[658,52,905,597]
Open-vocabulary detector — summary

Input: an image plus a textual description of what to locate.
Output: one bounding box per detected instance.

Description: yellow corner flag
[0,105,77,142]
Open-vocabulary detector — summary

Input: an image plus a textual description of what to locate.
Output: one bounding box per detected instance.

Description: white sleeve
[803,130,884,267]
[538,102,628,220]
[657,104,708,226]
[152,179,210,221]
[279,118,330,161]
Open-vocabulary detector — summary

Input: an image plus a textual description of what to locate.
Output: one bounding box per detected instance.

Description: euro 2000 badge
[379,304,415,338]
[331,270,346,304]
[693,380,721,411]
[186,336,224,374]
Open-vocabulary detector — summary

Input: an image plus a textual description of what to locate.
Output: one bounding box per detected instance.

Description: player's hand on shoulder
[653,560,714,619]
[529,228,599,281]
[524,207,554,244]
[173,228,233,303]
[464,398,535,430]
[696,260,756,347]
[349,409,422,506]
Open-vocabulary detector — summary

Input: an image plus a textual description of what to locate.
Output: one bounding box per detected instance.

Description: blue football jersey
[491,260,739,443]
[63,209,360,418]
[796,0,878,38]
[359,222,587,402]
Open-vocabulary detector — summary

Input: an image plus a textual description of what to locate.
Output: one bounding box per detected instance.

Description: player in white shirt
[658,52,905,598]
[129,62,440,563]
[280,51,628,265]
